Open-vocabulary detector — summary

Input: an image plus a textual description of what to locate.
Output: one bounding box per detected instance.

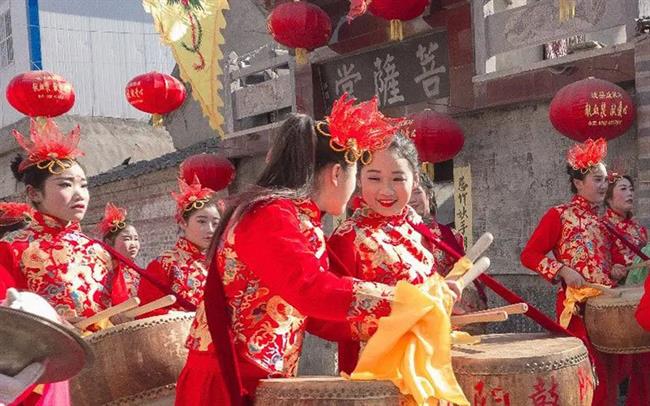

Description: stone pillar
[635,34,650,229]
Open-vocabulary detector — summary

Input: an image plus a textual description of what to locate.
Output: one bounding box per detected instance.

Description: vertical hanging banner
[454,165,473,248]
[143,0,229,137]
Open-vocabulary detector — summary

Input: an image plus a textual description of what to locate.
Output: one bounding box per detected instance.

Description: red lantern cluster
[549,77,636,142]
[180,153,235,193]
[267,1,332,64]
[410,110,465,163]
[6,71,75,117]
[125,72,186,115]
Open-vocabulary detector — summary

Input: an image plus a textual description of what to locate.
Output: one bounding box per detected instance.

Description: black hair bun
[10,154,24,182]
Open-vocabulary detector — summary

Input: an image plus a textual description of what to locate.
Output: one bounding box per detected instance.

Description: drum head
[0,307,93,383]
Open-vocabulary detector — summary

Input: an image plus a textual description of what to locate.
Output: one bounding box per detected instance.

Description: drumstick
[74,297,140,330]
[465,232,494,263]
[474,303,528,316]
[122,295,177,319]
[457,257,491,290]
[451,310,508,326]
[584,283,622,298]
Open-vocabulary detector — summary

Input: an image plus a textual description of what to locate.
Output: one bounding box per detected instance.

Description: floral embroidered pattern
[604,208,648,266]
[2,211,115,319]
[541,195,615,285]
[150,237,207,310]
[331,204,437,285]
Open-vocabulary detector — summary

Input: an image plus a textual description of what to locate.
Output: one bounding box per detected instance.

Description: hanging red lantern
[267,1,332,65]
[549,77,636,142]
[6,71,75,117]
[125,71,186,126]
[410,109,464,163]
[180,153,235,192]
[349,0,429,41]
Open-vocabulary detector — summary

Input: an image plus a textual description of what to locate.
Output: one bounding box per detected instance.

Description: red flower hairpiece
[315,93,408,165]
[0,202,33,227]
[171,176,215,222]
[567,138,607,171]
[12,118,84,174]
[98,203,128,236]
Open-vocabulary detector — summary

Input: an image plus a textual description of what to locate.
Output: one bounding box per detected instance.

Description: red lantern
[6,71,75,117]
[268,1,332,65]
[180,153,235,192]
[349,0,429,40]
[549,77,636,142]
[410,110,464,163]
[125,72,186,126]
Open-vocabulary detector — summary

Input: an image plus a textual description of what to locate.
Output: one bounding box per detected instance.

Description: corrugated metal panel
[1,0,175,125]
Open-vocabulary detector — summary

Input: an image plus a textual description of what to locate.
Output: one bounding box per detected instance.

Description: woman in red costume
[324,135,441,372]
[175,94,463,405]
[0,118,126,317]
[137,177,219,313]
[0,119,128,406]
[521,138,625,405]
[603,173,650,406]
[98,202,141,298]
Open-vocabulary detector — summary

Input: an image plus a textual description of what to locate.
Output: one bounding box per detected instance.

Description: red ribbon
[601,220,650,261]
[97,240,197,312]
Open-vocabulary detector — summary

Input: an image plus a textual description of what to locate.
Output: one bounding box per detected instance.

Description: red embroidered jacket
[114,261,140,298]
[0,211,121,319]
[521,195,621,287]
[138,237,207,314]
[196,198,393,378]
[603,208,648,266]
[323,204,440,373]
[327,204,438,285]
[426,219,465,276]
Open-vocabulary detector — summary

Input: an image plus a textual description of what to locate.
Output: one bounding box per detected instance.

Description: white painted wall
[0,0,31,127]
[0,0,175,128]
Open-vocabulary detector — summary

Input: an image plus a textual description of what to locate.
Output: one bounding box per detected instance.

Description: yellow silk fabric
[445,257,473,280]
[350,275,469,406]
[559,286,603,328]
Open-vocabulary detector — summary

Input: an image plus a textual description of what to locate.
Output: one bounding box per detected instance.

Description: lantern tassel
[559,0,576,22]
[389,19,404,41]
[421,162,435,180]
[295,48,309,65]
[152,114,164,127]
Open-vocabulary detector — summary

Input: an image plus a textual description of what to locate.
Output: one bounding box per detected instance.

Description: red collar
[295,198,322,226]
[32,211,80,233]
[353,198,410,227]
[571,195,600,216]
[176,237,205,260]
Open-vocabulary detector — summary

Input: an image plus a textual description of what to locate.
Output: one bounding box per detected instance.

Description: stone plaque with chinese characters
[317,31,450,109]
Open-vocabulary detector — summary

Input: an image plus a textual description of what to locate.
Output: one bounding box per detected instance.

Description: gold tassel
[34,116,48,130]
[152,113,164,127]
[559,0,576,22]
[295,48,309,65]
[421,162,435,180]
[389,19,404,41]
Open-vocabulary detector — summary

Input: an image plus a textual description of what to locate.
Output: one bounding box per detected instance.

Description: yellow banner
[454,164,473,248]
[143,0,229,136]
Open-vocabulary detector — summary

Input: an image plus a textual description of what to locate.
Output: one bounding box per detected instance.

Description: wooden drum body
[71,312,194,406]
[255,377,406,406]
[584,286,650,354]
[452,333,593,406]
